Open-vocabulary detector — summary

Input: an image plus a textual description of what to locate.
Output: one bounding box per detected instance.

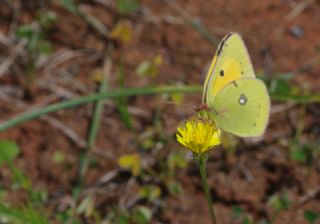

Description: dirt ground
[0,0,320,223]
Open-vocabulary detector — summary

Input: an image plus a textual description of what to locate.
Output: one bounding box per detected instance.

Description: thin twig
[298,186,320,205]
[93,169,119,187]
[93,0,114,8]
[285,0,314,21]
[0,32,11,46]
[164,0,219,46]
[78,5,110,37]
[119,177,139,210]
[6,0,21,36]
[41,115,114,160]
[42,49,90,74]
[271,103,295,114]
[293,54,320,74]
[58,1,109,38]
[0,39,27,77]
[80,169,119,197]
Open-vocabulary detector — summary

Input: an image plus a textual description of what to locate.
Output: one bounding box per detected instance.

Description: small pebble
[290,25,304,38]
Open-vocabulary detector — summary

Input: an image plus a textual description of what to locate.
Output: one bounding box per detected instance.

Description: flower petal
[176,113,221,154]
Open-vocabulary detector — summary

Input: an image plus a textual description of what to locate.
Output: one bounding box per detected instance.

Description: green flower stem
[198,153,217,224]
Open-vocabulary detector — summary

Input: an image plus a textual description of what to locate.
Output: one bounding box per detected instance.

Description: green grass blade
[270,93,320,103]
[77,56,111,191]
[0,203,48,224]
[115,57,133,130]
[0,86,201,131]
[165,0,219,46]
[1,85,320,132]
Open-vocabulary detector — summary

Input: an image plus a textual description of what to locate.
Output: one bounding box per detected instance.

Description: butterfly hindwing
[209,78,270,137]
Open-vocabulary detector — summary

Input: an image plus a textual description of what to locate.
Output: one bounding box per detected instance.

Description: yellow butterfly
[203,32,270,137]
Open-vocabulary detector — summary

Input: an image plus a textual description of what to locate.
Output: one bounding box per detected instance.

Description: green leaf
[304,210,319,224]
[166,180,183,196]
[76,196,94,217]
[242,216,252,224]
[141,137,155,150]
[56,208,80,223]
[257,219,270,224]
[269,193,291,211]
[58,0,79,14]
[38,11,57,28]
[27,31,41,50]
[30,190,48,204]
[0,140,20,165]
[115,214,130,224]
[136,61,157,77]
[53,151,65,163]
[132,206,152,224]
[36,40,52,55]
[16,25,35,39]
[170,92,183,104]
[0,203,49,224]
[136,54,163,77]
[290,140,311,164]
[116,58,133,130]
[116,0,140,14]
[270,78,291,95]
[232,206,244,219]
[138,185,161,202]
[136,61,151,76]
[290,147,306,163]
[111,21,133,44]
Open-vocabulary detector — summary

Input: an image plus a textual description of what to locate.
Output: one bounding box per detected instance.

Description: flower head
[176,113,221,154]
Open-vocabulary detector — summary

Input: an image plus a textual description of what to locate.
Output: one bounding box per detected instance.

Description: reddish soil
[0,0,320,223]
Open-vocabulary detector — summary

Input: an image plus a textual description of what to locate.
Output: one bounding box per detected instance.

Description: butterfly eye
[220,70,224,77]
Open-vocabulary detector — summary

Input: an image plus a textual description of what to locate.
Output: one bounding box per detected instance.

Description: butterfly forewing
[204,33,255,105]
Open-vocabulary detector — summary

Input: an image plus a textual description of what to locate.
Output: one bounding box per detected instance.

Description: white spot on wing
[239,94,247,105]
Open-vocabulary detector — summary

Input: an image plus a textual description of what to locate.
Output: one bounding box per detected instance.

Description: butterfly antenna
[164,101,196,109]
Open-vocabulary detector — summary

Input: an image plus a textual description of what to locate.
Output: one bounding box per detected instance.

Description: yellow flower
[176,115,221,154]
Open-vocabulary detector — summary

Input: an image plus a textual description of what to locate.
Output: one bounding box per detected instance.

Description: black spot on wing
[220,70,224,77]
